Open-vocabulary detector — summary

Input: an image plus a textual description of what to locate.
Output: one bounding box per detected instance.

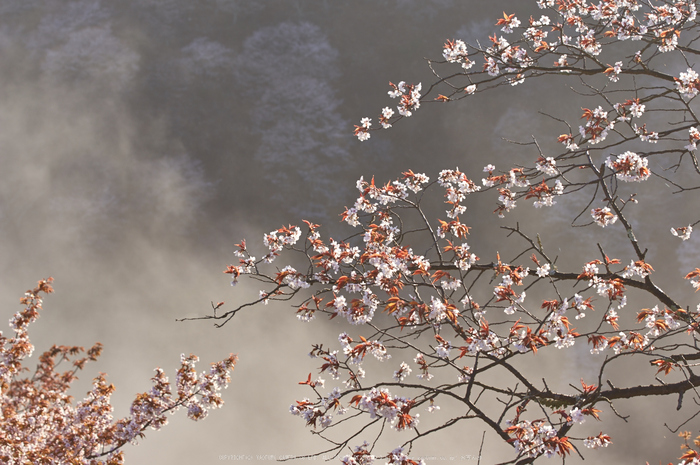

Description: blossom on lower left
[0,278,237,464]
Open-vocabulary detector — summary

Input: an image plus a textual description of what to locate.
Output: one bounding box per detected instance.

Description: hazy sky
[0,1,696,464]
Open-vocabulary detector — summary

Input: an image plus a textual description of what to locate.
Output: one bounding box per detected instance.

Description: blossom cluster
[1,279,237,464]
[590,207,618,227]
[583,433,613,449]
[341,442,375,465]
[505,418,574,459]
[605,151,651,182]
[676,67,700,99]
[579,106,614,144]
[672,225,693,240]
[443,39,473,70]
[613,98,645,122]
[354,81,422,141]
[350,388,418,431]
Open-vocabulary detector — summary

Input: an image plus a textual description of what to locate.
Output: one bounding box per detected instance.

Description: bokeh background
[0,1,696,463]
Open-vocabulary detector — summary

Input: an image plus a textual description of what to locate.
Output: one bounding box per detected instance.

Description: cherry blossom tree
[2,278,237,464]
[187,1,700,463]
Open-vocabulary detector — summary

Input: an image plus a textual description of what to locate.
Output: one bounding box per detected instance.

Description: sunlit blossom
[671,225,693,240]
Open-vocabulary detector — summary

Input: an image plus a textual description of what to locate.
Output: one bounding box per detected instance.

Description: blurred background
[0,1,696,463]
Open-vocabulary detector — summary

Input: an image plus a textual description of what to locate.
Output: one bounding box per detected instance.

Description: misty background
[0,1,696,463]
